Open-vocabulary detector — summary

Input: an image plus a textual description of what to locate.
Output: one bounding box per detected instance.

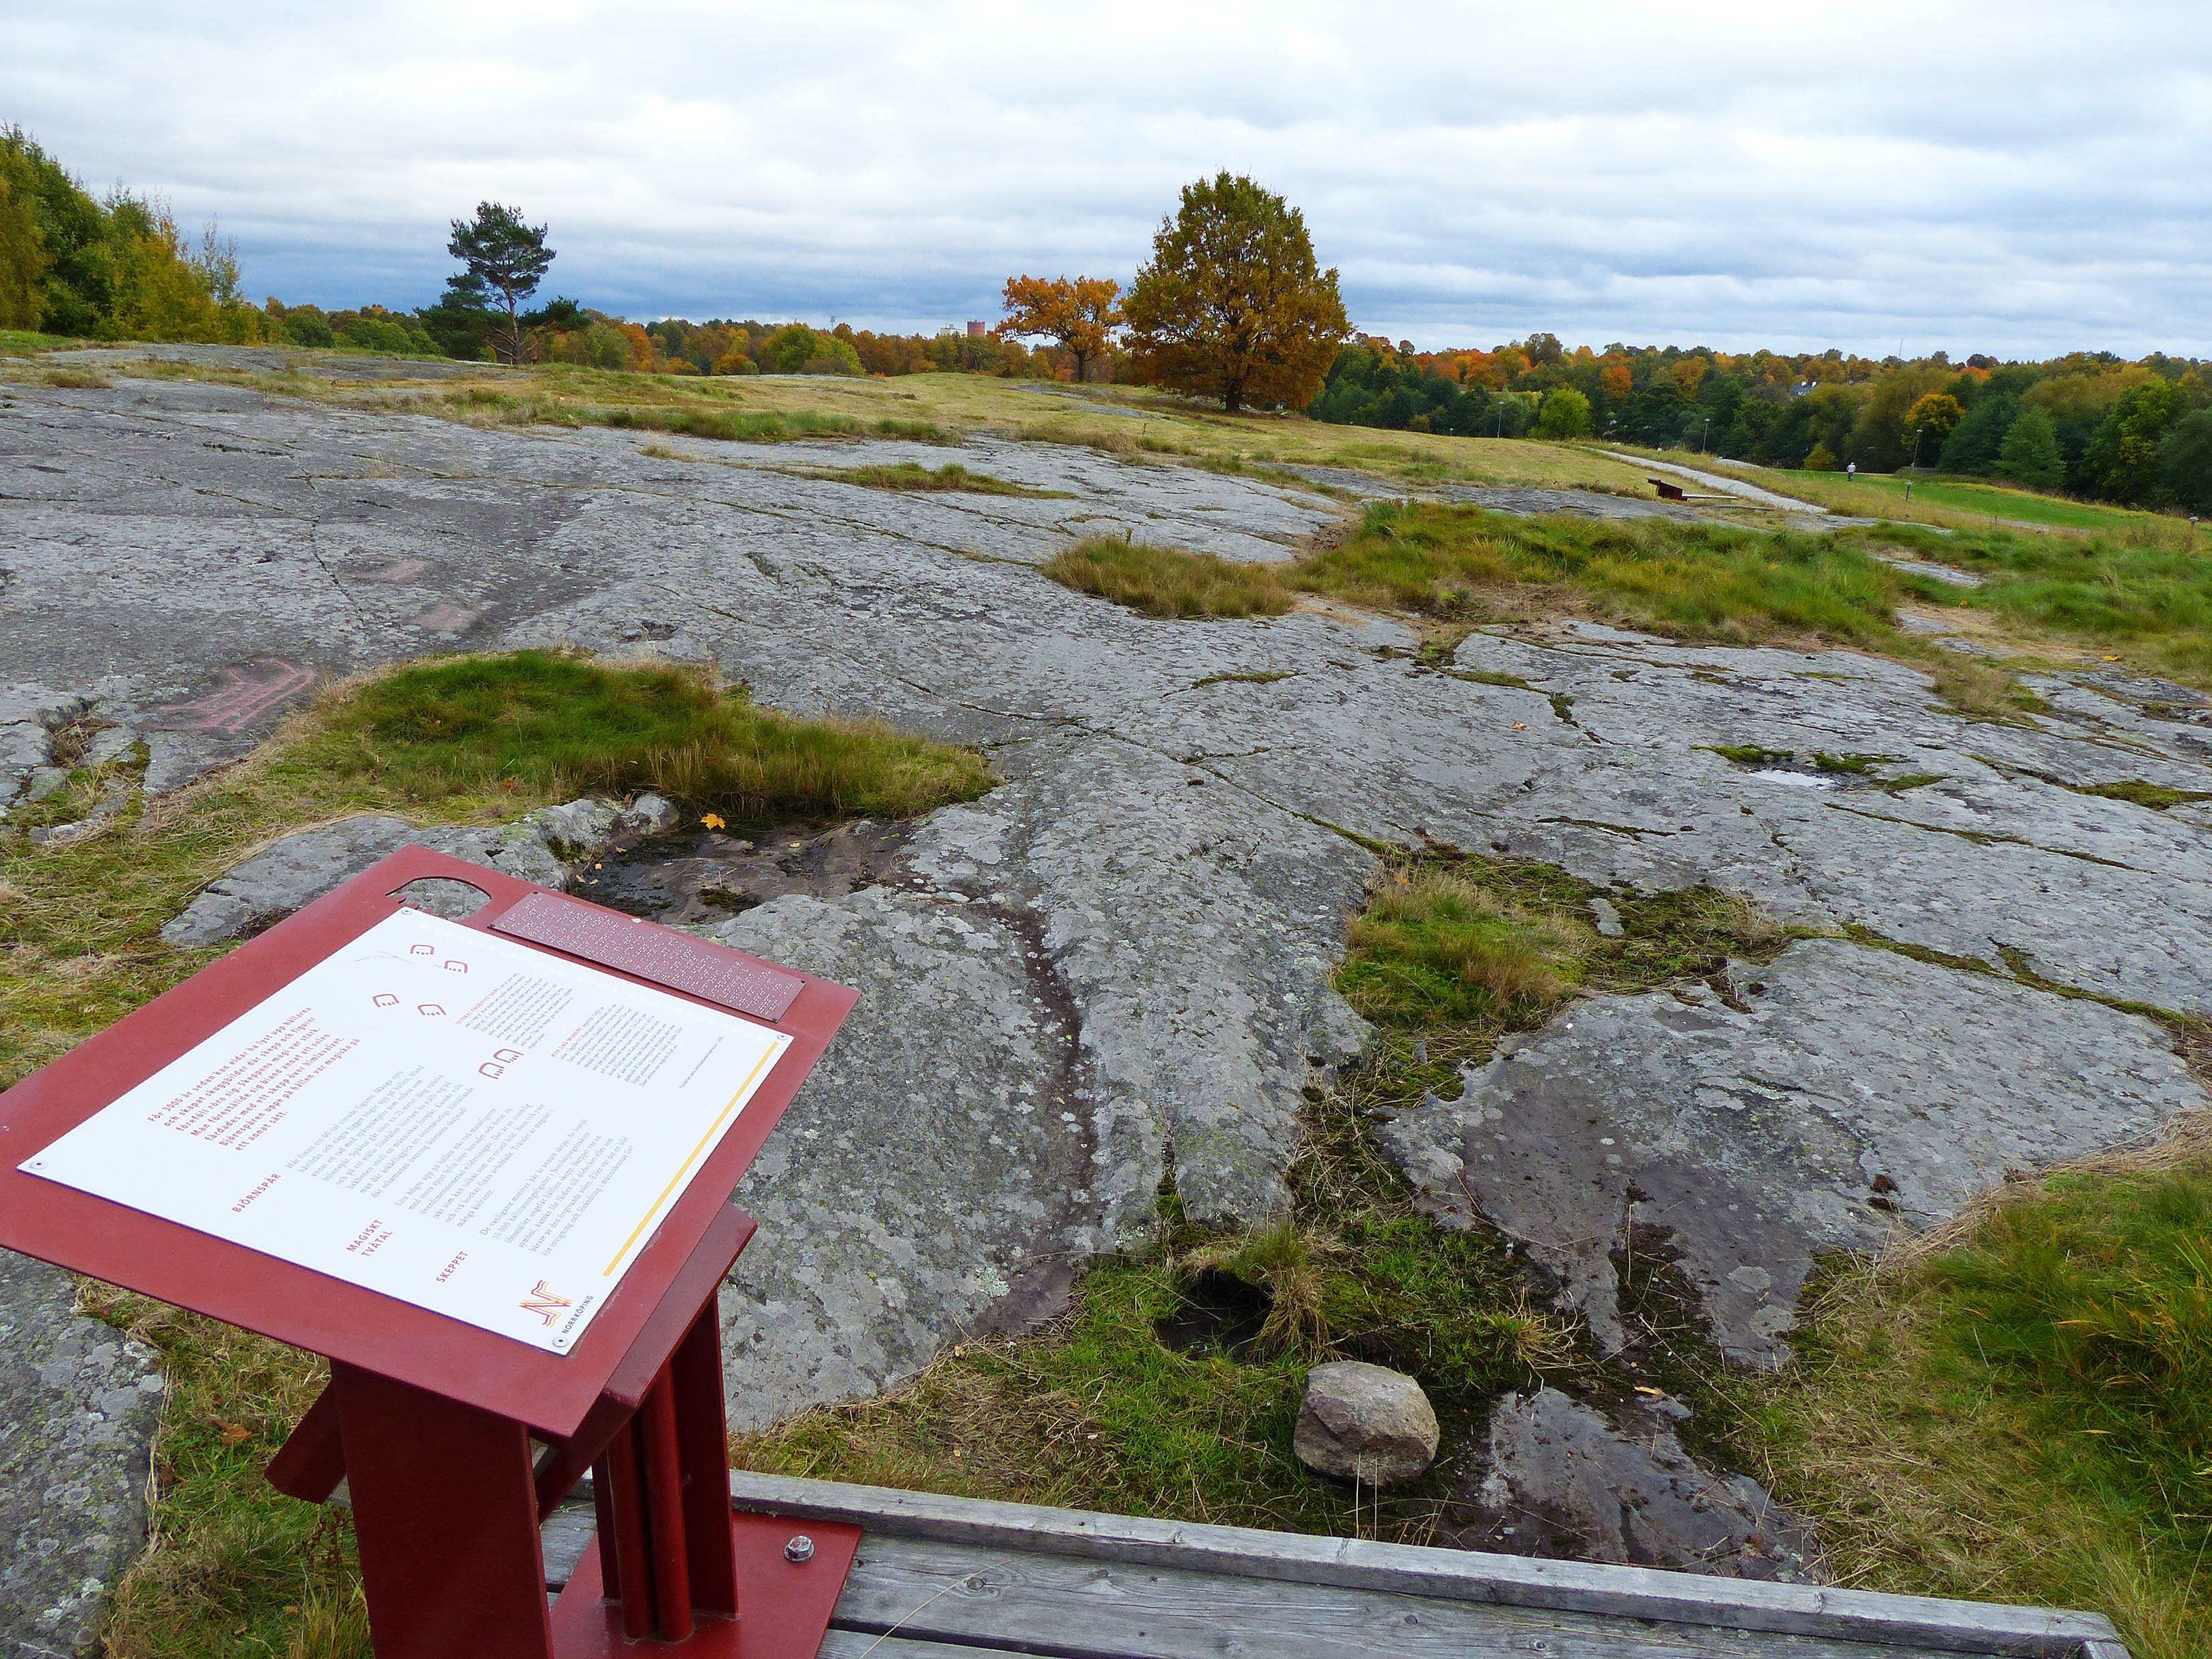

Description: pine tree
[446,203,553,365]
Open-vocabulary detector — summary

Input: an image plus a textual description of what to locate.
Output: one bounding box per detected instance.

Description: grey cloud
[1,0,2207,355]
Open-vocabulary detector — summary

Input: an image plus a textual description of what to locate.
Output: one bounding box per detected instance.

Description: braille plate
[490,891,805,1022]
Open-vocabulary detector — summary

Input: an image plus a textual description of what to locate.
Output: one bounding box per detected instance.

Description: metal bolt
[783,1535,815,1564]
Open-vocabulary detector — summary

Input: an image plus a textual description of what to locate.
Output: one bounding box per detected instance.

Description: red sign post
[0,846,864,1656]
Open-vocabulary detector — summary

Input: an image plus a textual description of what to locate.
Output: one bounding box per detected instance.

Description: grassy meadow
[1619,444,2211,545]
[0,342,1656,496]
[1043,496,2212,694]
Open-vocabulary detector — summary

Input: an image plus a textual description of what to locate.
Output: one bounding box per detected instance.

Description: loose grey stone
[157,798,629,947]
[1587,895,1625,937]
[0,1254,164,1656]
[82,728,140,767]
[1377,939,2207,1363]
[389,876,492,921]
[623,792,683,837]
[1462,1387,1817,1581]
[1292,1361,1440,1486]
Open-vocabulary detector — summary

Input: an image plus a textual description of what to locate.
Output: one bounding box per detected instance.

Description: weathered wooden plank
[818,1631,1014,1659]
[728,1470,2124,1658]
[540,1498,597,1592]
[830,1533,1967,1659]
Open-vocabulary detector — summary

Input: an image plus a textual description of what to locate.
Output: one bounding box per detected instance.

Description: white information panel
[21,910,792,1353]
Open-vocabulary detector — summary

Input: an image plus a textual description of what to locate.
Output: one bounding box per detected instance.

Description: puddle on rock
[569,818,918,924]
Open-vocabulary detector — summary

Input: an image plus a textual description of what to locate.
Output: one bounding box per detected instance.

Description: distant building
[967,320,988,338]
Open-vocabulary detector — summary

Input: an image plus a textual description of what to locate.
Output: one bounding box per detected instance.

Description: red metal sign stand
[0,846,864,1657]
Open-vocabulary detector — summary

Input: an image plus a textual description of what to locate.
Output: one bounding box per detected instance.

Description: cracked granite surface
[5,363,2211,1590]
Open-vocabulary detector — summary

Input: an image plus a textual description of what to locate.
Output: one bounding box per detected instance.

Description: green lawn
[1835,472,2204,538]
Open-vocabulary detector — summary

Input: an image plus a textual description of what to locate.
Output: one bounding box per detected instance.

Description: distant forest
[7,128,2209,512]
[1308,333,2212,510]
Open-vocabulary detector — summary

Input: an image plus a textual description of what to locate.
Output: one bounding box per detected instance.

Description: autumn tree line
[1306,334,2212,511]
[6,126,2209,513]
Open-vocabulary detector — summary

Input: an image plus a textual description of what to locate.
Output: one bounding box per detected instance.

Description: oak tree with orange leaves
[1000,274,1122,383]
[1122,173,1348,413]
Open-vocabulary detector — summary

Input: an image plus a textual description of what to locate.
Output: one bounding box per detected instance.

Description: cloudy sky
[5,2,2207,356]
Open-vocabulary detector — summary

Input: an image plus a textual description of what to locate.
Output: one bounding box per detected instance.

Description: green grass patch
[790,461,1069,498]
[1338,866,1585,1026]
[1842,472,2201,539]
[1700,745,1794,765]
[1287,502,1911,648]
[1041,537,1295,620]
[320,652,994,823]
[599,405,864,442]
[1739,1159,2212,1659]
[2074,779,2212,811]
[1813,752,1892,775]
[1447,667,1533,689]
[1192,671,1293,687]
[1254,500,2212,694]
[80,1289,370,1659]
[1882,773,1946,794]
[1336,856,1794,1042]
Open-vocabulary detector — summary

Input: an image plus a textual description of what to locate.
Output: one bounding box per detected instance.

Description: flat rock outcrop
[158,797,669,947]
[9,359,2212,1597]
[702,888,1099,1428]
[1378,937,2203,1362]
[1460,1387,1817,1580]
[0,1254,164,1656]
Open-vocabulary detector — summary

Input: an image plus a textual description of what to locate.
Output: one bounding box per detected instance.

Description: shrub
[1534,387,1593,440]
[1997,404,2066,490]
[280,305,334,348]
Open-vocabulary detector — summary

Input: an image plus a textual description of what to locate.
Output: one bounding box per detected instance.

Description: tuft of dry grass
[788,460,1070,498]
[1177,1222,1339,1361]
[80,1286,371,1659]
[1921,654,2051,724]
[1339,865,1587,1026]
[1735,1157,2212,1659]
[1040,536,1295,620]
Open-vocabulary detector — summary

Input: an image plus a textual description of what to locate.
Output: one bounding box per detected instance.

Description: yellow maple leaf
[700,813,727,830]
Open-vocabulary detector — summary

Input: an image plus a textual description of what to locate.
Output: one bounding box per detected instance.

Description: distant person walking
[1845,462,1856,480]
